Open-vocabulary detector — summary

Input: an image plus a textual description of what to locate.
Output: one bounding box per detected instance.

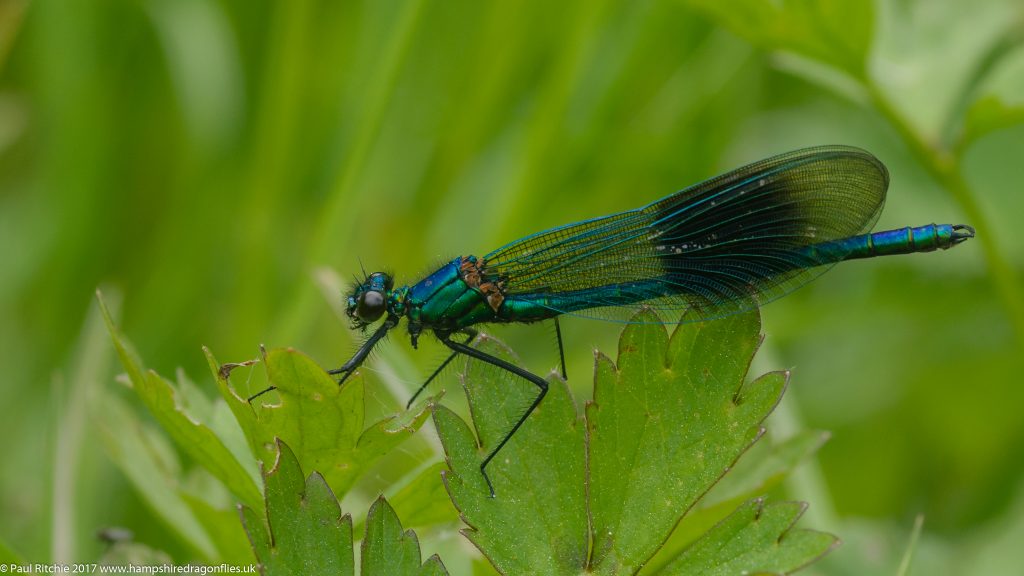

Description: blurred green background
[1,0,1022,573]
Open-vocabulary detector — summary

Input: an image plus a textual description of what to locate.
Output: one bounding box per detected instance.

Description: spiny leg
[327,315,397,384]
[248,317,396,402]
[554,317,567,380]
[406,328,477,409]
[442,334,548,498]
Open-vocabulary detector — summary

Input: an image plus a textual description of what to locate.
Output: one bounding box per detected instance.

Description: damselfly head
[346,271,394,329]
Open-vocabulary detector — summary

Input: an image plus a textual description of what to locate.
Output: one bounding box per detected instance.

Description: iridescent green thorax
[398,257,507,339]
[387,285,410,317]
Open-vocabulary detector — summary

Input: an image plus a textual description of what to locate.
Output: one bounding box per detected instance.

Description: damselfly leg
[442,332,549,498]
[406,328,478,409]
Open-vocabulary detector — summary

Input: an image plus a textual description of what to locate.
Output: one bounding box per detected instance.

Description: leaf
[213,347,434,499]
[95,391,217,559]
[644,430,831,573]
[352,463,459,537]
[962,80,1024,148]
[386,463,460,530]
[242,439,355,576]
[684,0,873,78]
[97,293,263,510]
[240,439,448,576]
[588,310,783,573]
[204,346,265,456]
[951,19,1024,148]
[435,310,834,575]
[705,429,830,506]
[362,496,448,576]
[181,491,257,565]
[140,370,265,508]
[434,334,588,574]
[659,499,836,575]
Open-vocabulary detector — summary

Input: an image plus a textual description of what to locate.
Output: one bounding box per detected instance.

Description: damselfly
[263,146,975,496]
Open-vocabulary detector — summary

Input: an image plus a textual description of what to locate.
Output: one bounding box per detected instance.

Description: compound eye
[356,290,386,323]
[367,271,394,292]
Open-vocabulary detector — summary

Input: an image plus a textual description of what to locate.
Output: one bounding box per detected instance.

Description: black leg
[249,316,397,403]
[406,328,477,409]
[327,315,397,385]
[554,317,567,380]
[442,334,548,498]
[247,386,276,403]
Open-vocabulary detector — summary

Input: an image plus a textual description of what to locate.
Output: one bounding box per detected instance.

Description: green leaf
[362,496,448,576]
[204,346,265,456]
[644,430,831,573]
[181,492,256,565]
[243,439,355,576]
[684,0,873,78]
[963,94,1024,148]
[352,463,459,537]
[97,293,263,510]
[705,429,830,506]
[215,347,434,499]
[949,19,1024,148]
[435,310,834,575]
[241,439,448,576]
[659,499,836,575]
[386,463,460,530]
[95,391,217,559]
[141,370,264,508]
[435,334,588,574]
[588,310,781,573]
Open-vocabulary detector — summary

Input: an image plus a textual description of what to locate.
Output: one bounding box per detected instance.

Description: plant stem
[895,514,926,576]
[865,81,1024,347]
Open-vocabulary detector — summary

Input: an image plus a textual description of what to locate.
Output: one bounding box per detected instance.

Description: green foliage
[95,391,221,559]
[380,463,460,530]
[98,293,263,511]
[685,0,874,78]
[660,499,833,575]
[361,497,448,576]
[437,309,835,574]
[433,343,588,573]
[96,291,440,565]
[649,429,831,571]
[98,284,834,572]
[241,438,353,575]
[2,0,1022,572]
[241,439,445,576]
[209,346,433,498]
[99,288,434,503]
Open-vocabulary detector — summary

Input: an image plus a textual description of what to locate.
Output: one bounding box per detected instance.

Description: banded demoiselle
[267,145,976,496]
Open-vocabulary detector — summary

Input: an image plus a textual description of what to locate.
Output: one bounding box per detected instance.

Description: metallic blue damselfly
[261,145,976,496]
